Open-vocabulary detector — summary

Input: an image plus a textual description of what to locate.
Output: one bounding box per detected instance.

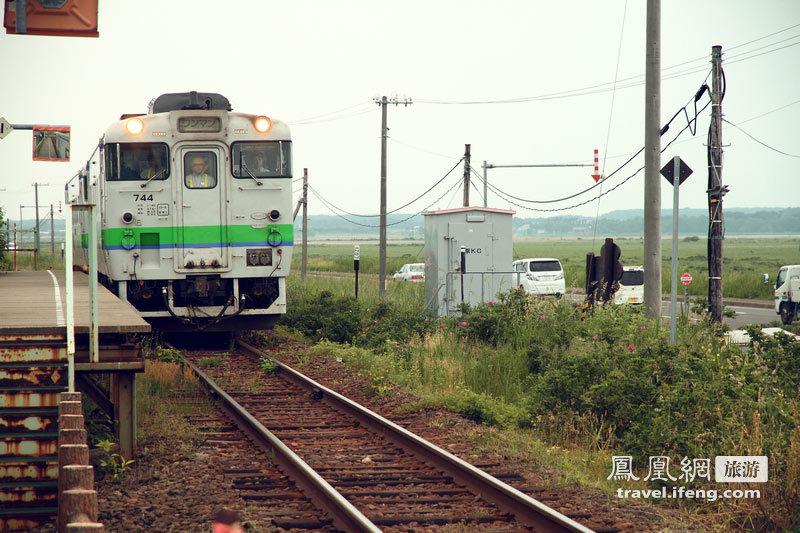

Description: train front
[102,92,293,331]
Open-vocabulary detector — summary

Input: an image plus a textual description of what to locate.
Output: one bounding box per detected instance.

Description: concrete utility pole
[643,0,662,320]
[462,144,471,207]
[708,45,725,322]
[302,168,308,283]
[375,95,412,297]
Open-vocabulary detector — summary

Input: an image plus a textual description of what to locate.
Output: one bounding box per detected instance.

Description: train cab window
[105,143,170,181]
[184,152,217,189]
[231,141,292,179]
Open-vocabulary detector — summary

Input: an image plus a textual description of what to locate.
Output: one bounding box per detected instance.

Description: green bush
[355,300,434,353]
[279,289,362,343]
[449,389,527,429]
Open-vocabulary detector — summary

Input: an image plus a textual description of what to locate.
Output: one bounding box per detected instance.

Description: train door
[177,146,228,269]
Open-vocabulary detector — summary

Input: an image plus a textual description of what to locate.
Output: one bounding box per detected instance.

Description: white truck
[774,265,800,325]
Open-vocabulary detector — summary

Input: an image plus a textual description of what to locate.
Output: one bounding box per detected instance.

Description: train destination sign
[178,117,222,133]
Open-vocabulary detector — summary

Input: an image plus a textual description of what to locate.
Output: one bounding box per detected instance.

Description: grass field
[4,236,797,299]
[290,237,800,299]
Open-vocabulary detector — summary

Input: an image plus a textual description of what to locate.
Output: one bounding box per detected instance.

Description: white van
[614,266,644,306]
[393,263,425,282]
[774,264,800,325]
[512,258,565,297]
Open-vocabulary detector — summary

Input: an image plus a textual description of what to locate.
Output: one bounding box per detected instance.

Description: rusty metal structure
[0,271,149,529]
[0,332,65,530]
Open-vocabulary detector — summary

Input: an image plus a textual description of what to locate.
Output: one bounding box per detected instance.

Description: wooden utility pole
[708,45,725,322]
[375,95,412,297]
[462,144,471,207]
[643,0,662,320]
[50,204,54,254]
[302,168,308,283]
[379,96,388,297]
[34,182,41,253]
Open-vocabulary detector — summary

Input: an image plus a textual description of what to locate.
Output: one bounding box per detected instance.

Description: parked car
[614,266,644,306]
[393,263,424,282]
[512,258,565,296]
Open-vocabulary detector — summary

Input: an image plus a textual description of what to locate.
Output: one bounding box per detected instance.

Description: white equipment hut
[422,207,514,317]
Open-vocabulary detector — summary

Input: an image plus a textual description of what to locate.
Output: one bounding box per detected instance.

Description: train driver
[251,152,269,174]
[185,154,217,188]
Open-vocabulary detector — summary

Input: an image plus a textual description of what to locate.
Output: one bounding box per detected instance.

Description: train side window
[184,151,217,189]
[105,143,170,181]
[231,141,291,178]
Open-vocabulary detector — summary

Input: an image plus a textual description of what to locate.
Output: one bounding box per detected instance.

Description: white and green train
[66,92,293,331]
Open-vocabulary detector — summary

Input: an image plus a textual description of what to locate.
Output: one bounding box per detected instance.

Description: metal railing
[441,270,524,315]
[64,203,100,392]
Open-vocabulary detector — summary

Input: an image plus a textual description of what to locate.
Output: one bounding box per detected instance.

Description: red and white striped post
[591,149,602,183]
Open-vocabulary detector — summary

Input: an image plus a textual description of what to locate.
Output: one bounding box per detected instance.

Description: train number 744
[133,194,154,201]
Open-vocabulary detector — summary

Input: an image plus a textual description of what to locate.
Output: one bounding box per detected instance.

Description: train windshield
[105,143,170,181]
[231,141,291,179]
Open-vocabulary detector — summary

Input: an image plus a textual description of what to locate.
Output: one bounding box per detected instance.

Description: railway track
[179,341,596,532]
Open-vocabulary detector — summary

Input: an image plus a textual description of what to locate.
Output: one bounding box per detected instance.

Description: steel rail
[238,340,595,533]
[181,355,381,533]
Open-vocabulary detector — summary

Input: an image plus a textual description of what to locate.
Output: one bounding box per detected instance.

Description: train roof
[149,91,232,113]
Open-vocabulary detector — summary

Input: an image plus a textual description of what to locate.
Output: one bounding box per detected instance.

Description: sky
[1,0,798,225]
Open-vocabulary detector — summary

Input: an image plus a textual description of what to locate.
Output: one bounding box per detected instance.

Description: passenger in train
[140,151,164,180]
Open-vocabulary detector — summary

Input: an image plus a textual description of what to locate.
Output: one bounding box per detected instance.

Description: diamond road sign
[0,117,13,140]
[660,157,693,186]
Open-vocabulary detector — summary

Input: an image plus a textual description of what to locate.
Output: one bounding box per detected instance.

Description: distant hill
[602,207,790,220]
[4,207,798,241]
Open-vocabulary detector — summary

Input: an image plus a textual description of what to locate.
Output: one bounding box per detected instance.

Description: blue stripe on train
[88,241,295,250]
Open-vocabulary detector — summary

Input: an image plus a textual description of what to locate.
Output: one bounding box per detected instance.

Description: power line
[486,99,712,213]
[594,0,628,246]
[305,158,463,218]
[738,98,800,124]
[287,101,372,123]
[723,118,800,158]
[480,81,710,206]
[416,26,797,107]
[726,22,800,51]
[387,136,462,160]
[308,173,464,228]
[288,105,375,126]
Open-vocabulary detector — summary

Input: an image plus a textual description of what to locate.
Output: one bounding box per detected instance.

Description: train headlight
[268,209,280,221]
[254,116,271,133]
[122,212,134,224]
[126,118,144,135]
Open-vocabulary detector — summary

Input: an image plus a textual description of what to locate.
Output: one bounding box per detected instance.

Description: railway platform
[0,270,149,531]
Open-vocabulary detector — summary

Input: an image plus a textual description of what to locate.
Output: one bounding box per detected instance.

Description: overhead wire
[388,136,462,160]
[289,105,375,126]
[304,158,463,219]
[287,101,373,125]
[593,0,628,247]
[415,25,798,106]
[308,171,464,228]
[487,98,712,214]
[723,118,800,158]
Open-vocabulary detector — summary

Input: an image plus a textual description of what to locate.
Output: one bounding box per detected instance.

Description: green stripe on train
[78,224,294,247]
